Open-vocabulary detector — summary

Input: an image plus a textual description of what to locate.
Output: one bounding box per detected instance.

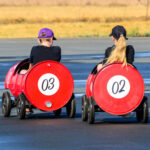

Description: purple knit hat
[38,28,56,40]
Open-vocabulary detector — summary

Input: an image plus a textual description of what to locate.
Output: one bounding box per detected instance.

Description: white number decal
[107,75,130,99]
[38,73,60,96]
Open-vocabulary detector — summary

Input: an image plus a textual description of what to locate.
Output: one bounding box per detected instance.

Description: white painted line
[0,82,4,90]
[0,94,84,102]
[144,79,150,84]
[74,80,86,83]
[64,52,150,58]
[75,93,84,98]
[74,79,150,85]
[0,79,150,90]
[75,91,150,96]
[135,52,150,57]
[145,91,150,94]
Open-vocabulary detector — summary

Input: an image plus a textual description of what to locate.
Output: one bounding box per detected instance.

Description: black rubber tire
[88,97,95,124]
[136,110,141,122]
[66,94,76,118]
[82,95,88,121]
[2,91,12,117]
[17,94,26,119]
[136,97,149,123]
[53,108,62,117]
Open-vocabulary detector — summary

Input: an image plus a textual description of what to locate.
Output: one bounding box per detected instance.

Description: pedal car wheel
[88,97,95,124]
[2,91,11,117]
[82,95,88,121]
[17,94,26,119]
[66,93,76,118]
[136,97,149,123]
[53,108,62,117]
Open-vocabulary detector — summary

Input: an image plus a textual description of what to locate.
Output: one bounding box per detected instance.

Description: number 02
[112,80,125,94]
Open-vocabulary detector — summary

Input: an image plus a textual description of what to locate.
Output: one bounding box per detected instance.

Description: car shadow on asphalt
[92,117,150,125]
[22,112,82,120]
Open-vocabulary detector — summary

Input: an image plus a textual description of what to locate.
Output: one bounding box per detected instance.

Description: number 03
[41,78,55,91]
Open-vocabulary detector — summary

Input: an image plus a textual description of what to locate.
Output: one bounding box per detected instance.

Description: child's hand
[97,63,103,72]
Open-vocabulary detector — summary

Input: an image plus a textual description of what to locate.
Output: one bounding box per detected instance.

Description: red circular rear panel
[24,61,74,111]
[93,63,144,115]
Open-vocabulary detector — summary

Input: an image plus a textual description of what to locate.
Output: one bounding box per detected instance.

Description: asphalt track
[0,38,150,150]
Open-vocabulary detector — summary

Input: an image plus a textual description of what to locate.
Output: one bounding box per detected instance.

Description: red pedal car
[2,59,76,119]
[82,63,149,124]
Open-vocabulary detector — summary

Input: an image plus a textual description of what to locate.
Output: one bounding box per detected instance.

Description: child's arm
[97,46,113,72]
[29,63,33,70]
[97,63,103,72]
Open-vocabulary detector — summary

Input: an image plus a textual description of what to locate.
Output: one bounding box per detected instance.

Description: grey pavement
[0,37,150,56]
[0,38,150,150]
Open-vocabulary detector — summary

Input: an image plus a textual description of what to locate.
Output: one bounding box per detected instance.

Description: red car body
[85,63,145,115]
[4,59,74,111]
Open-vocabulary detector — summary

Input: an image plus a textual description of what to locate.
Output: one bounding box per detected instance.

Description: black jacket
[91,45,135,74]
[29,45,61,65]
[102,45,135,65]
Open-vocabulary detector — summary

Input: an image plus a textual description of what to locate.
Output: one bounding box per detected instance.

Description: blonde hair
[106,36,127,66]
